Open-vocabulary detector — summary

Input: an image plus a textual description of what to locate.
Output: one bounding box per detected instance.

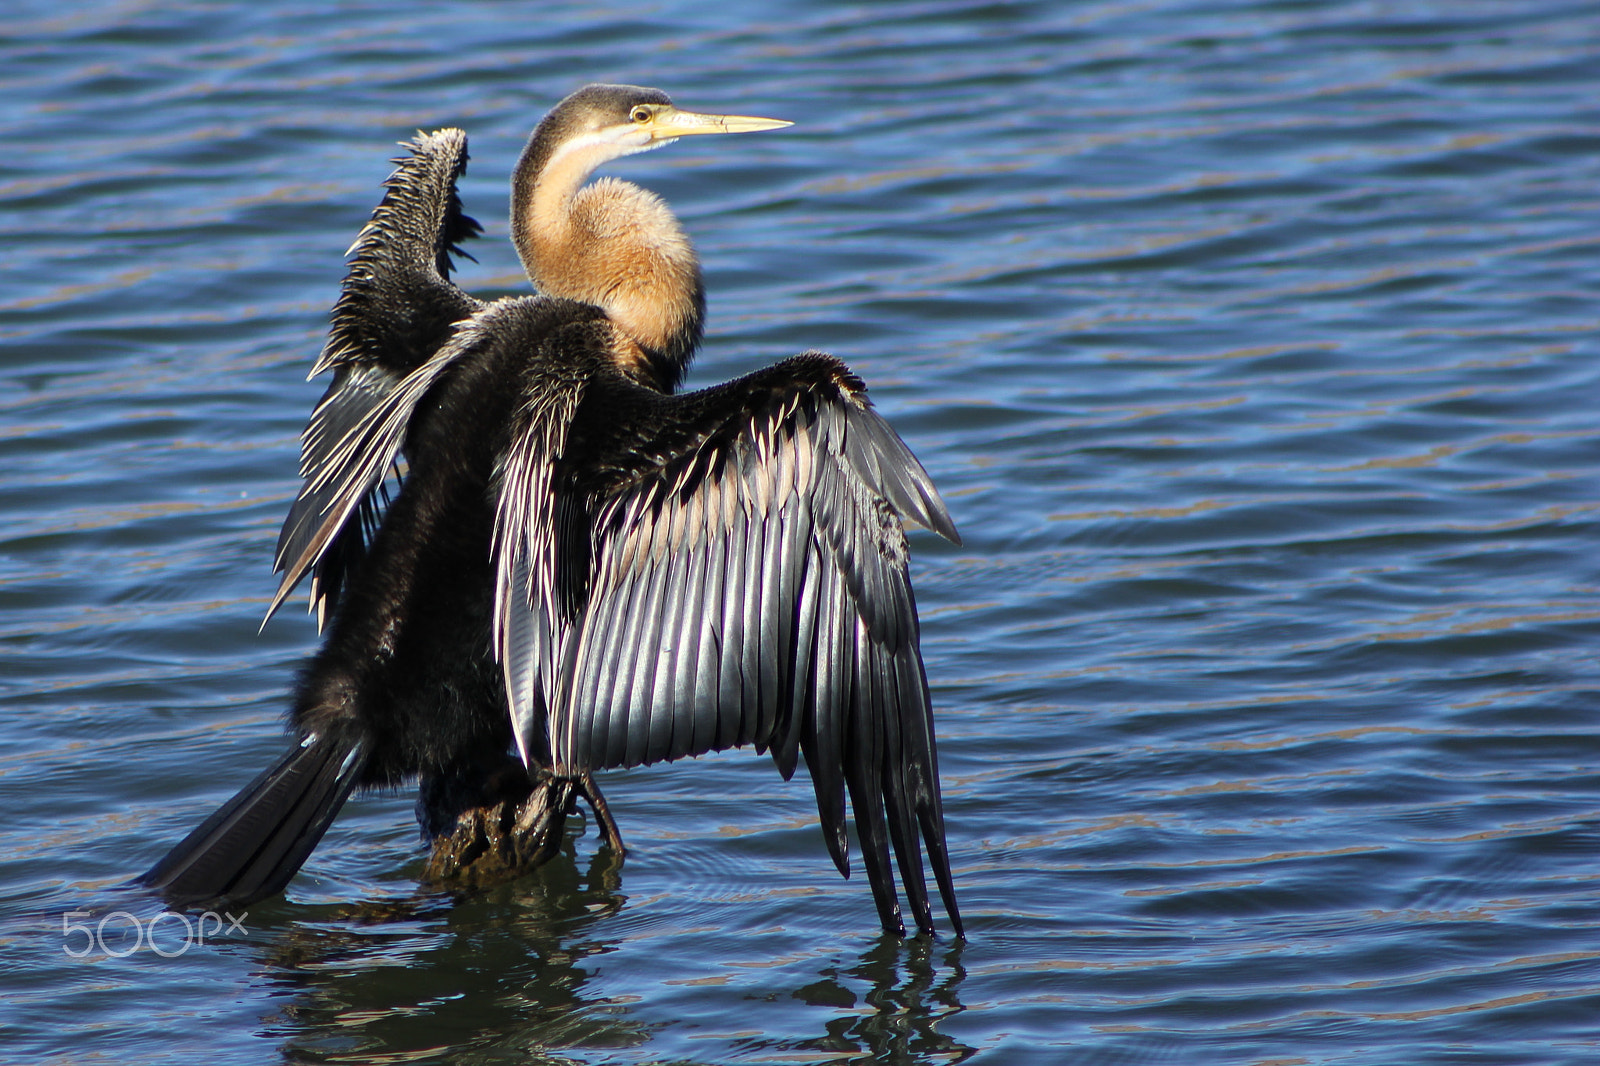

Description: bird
[141,84,964,938]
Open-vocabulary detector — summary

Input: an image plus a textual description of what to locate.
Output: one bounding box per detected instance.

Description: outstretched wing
[266,129,485,627]
[496,352,963,936]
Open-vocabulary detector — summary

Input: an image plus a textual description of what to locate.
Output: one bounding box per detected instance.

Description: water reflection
[255,836,973,1064]
[787,937,973,1064]
[263,842,637,1063]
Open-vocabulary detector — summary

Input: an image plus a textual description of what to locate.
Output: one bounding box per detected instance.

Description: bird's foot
[418,762,624,889]
[419,762,568,888]
[574,771,626,857]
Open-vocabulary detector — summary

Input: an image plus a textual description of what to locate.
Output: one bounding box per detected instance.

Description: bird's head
[511,84,791,389]
[531,83,792,169]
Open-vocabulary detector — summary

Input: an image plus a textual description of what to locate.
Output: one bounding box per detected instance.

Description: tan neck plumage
[517,154,701,380]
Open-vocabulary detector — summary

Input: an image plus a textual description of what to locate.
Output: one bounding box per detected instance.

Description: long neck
[511,140,704,392]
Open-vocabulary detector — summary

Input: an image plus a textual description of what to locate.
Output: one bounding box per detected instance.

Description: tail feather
[141,735,366,909]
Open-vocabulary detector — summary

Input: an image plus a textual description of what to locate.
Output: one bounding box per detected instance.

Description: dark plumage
[142,85,963,938]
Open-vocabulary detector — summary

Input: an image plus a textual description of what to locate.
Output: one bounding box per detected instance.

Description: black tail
[140,733,367,909]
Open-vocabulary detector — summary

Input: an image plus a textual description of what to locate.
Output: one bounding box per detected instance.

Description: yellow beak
[644,107,793,141]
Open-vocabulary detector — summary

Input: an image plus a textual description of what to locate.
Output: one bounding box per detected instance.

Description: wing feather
[773,513,818,781]
[804,551,852,877]
[691,508,729,756]
[266,129,483,627]
[577,558,635,770]
[612,547,662,768]
[880,635,934,934]
[266,333,477,625]
[715,487,750,751]
[492,352,963,934]
[668,521,708,760]
[650,530,687,762]
[843,615,903,937]
[738,495,769,748]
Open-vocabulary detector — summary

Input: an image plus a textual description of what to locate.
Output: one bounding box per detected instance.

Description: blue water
[3,1,1598,1062]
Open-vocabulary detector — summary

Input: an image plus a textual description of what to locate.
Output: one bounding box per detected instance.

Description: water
[3,1,1598,1062]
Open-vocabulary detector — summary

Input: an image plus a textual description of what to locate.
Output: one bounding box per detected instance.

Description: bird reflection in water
[263,842,644,1062]
[789,938,973,1063]
[254,846,970,1063]
[142,84,963,939]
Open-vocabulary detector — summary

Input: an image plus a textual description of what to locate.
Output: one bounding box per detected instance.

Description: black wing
[266,129,484,627]
[495,352,963,937]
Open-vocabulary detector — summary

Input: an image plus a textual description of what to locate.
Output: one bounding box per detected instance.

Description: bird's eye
[630,106,652,123]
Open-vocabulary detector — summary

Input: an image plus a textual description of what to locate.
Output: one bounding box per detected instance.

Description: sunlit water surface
[2,2,1598,1063]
